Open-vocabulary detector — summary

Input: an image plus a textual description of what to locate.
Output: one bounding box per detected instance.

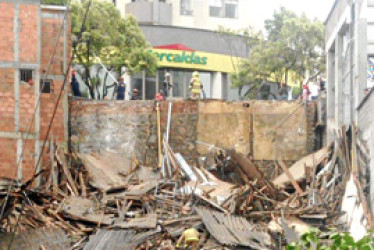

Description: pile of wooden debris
[0,127,369,249]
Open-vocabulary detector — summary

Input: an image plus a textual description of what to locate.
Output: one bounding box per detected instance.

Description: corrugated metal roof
[196,207,271,249]
[83,229,160,250]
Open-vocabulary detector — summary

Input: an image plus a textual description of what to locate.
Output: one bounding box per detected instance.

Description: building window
[180,0,193,15]
[209,0,238,18]
[40,80,52,93]
[20,69,33,84]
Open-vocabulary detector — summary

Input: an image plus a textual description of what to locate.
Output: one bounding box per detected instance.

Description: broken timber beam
[278,160,303,196]
[229,150,276,197]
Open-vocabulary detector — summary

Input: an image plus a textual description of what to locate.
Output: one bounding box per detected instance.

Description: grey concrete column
[211,72,223,99]
[354,18,367,111]
[335,34,344,129]
[14,3,22,180]
[327,48,336,143]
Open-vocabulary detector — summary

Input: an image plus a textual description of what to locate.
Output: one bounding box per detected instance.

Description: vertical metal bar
[165,102,172,178]
[142,71,146,100]
[156,103,162,168]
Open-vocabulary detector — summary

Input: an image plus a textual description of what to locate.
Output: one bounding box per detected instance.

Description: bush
[42,0,67,5]
[287,228,374,250]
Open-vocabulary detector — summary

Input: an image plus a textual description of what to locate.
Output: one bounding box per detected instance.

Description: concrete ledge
[0,132,38,140]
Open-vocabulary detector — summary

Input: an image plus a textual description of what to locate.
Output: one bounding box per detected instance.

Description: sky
[254,0,336,25]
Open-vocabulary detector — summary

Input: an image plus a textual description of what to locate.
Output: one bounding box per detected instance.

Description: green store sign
[148,49,208,65]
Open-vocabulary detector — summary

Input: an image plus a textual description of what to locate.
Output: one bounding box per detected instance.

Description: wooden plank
[230,150,276,197]
[353,174,374,229]
[55,148,79,196]
[277,160,303,195]
[273,146,331,188]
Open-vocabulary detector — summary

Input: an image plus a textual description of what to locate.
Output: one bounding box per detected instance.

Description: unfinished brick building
[0,0,70,181]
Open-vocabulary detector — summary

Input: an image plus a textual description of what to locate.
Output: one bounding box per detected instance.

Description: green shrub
[287,228,374,250]
[42,0,67,5]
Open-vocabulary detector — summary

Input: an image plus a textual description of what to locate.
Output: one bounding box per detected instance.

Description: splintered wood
[0,126,367,249]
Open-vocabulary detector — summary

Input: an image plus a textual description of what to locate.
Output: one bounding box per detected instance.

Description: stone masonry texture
[70,99,316,167]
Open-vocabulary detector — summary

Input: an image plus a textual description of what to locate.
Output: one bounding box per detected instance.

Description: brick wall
[19,4,38,63]
[0,2,14,62]
[0,69,15,132]
[0,1,69,181]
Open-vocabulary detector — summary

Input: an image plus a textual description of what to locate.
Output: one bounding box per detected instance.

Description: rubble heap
[0,126,367,250]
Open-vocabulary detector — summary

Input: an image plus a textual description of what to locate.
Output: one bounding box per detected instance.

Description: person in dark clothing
[130,88,140,100]
[71,69,81,97]
[116,77,126,100]
[318,77,326,91]
[163,72,173,99]
[278,82,288,100]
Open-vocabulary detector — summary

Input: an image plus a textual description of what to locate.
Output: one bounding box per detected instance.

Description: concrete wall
[325,0,368,142]
[70,99,316,166]
[115,0,262,31]
[139,24,249,58]
[0,1,69,181]
[125,1,172,25]
[197,101,315,161]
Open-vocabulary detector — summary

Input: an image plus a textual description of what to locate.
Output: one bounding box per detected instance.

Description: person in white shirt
[309,81,320,100]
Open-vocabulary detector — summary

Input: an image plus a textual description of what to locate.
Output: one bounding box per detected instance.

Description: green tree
[231,7,325,99]
[71,0,158,99]
[42,0,66,5]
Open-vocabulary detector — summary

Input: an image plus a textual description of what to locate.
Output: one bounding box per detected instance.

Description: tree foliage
[42,0,67,5]
[70,0,158,99]
[231,7,325,98]
[287,228,374,250]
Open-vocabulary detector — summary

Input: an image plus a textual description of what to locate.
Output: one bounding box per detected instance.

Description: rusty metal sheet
[196,207,271,249]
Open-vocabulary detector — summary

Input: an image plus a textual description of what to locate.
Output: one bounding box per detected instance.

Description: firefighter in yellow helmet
[189,71,203,100]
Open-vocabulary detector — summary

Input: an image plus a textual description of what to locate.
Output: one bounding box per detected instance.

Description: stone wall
[70,99,316,166]
[69,99,198,166]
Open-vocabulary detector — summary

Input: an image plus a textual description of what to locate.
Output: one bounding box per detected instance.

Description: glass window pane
[171,71,185,98]
[225,3,237,18]
[145,75,156,100]
[199,72,211,99]
[210,6,222,17]
[132,73,143,99]
[180,0,193,15]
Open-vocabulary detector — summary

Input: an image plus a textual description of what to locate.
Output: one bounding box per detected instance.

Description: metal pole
[156,102,162,168]
[165,102,172,177]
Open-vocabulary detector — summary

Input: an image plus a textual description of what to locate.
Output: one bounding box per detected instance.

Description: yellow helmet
[193,71,199,77]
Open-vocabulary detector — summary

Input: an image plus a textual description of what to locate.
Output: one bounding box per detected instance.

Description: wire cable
[0,9,68,222]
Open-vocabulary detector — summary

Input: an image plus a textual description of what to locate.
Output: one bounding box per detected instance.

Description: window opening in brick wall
[40,80,52,93]
[20,69,33,83]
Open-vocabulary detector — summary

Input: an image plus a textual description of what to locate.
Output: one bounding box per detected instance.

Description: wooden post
[278,160,304,196]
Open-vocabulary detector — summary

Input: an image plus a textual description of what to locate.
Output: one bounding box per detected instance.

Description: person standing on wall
[130,88,140,100]
[71,69,81,97]
[278,82,288,100]
[310,81,320,100]
[116,77,126,100]
[163,72,173,99]
[189,71,203,100]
